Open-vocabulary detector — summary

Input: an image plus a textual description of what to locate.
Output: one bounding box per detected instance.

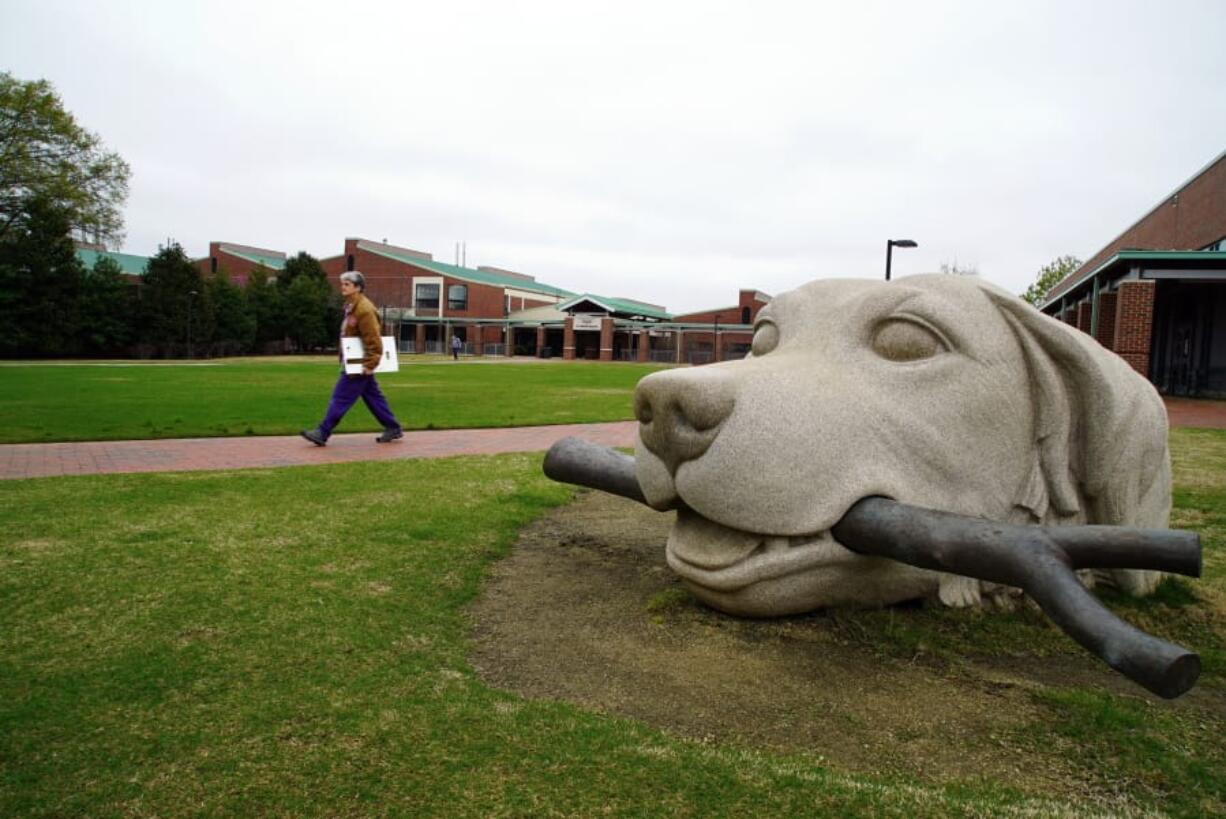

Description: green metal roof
[221,247,285,270]
[1041,250,1226,310]
[363,245,573,298]
[75,248,150,275]
[557,293,673,321]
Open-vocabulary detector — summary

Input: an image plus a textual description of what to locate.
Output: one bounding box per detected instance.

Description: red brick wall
[452,281,505,318]
[599,318,613,361]
[684,330,753,347]
[563,317,575,360]
[325,240,415,306]
[194,242,289,287]
[738,291,768,323]
[324,239,516,319]
[1050,154,1226,301]
[320,255,345,279]
[674,290,766,326]
[470,326,508,348]
[1114,280,1156,376]
[675,307,744,324]
[1094,291,1118,349]
[1076,302,1093,333]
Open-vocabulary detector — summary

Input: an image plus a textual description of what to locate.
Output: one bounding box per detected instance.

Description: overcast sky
[4,0,1224,313]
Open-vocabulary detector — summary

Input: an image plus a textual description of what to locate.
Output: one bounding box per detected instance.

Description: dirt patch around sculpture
[469,490,1224,799]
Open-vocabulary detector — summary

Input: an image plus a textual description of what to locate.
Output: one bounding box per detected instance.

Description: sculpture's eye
[871,318,946,362]
[751,320,779,356]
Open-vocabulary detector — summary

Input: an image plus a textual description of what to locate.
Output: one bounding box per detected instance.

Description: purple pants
[318,373,400,438]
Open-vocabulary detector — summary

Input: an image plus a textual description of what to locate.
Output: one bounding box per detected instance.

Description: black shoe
[376,427,404,443]
[300,427,326,446]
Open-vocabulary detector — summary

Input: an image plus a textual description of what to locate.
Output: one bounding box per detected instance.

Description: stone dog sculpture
[544,274,1202,698]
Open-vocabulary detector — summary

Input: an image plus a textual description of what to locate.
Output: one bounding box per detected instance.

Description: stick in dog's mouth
[542,436,1203,699]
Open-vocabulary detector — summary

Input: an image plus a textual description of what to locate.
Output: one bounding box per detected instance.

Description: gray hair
[340,270,366,291]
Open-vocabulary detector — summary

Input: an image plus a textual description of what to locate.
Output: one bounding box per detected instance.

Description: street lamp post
[885,239,918,282]
[187,290,198,358]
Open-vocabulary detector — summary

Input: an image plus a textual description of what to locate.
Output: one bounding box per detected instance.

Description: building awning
[1040,250,1226,312]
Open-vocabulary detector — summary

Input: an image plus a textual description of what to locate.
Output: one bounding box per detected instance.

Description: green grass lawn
[0,358,667,443]
[1,431,1224,816]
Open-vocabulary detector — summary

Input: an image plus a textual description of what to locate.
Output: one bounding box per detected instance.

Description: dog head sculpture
[634,274,1171,617]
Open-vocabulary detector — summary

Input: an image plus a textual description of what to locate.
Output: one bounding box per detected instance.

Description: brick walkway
[2,397,1224,482]
[0,422,637,481]
[1163,398,1226,431]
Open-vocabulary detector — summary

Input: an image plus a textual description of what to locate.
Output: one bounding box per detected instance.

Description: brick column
[536,325,546,356]
[563,317,575,360]
[1076,302,1093,334]
[472,325,483,356]
[599,318,614,361]
[637,329,650,362]
[1094,291,1118,350]
[414,324,426,355]
[1114,280,1156,377]
[676,331,685,364]
[713,330,723,362]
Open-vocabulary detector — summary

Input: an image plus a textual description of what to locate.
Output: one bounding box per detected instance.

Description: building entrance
[1152,281,1226,397]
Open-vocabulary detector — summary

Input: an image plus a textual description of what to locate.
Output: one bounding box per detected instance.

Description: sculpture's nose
[635,368,736,473]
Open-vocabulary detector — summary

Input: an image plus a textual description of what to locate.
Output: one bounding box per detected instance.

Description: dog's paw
[938,573,982,608]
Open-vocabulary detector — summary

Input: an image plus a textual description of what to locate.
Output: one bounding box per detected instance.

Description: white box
[341,336,399,374]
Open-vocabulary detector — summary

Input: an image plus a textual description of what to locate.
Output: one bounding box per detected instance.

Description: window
[447,284,468,311]
[416,283,440,309]
[741,306,750,324]
[346,254,355,271]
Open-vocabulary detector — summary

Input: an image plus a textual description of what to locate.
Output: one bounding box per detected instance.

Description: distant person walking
[300,271,403,446]
[451,333,462,360]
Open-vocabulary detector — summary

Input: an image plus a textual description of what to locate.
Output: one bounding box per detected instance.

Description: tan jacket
[342,293,383,371]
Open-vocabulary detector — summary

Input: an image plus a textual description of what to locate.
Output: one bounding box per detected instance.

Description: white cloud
[3,0,1224,312]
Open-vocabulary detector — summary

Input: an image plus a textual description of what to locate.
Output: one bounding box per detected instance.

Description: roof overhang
[1039,250,1226,312]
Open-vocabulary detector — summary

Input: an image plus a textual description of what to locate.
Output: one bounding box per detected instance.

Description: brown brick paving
[2,396,1224,482]
[0,422,637,481]
[1163,398,1226,432]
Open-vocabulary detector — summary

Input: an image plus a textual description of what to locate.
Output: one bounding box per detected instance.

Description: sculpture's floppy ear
[983,288,1170,535]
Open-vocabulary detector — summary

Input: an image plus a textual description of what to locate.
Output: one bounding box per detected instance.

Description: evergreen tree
[0,195,83,356]
[278,251,326,290]
[141,242,212,356]
[283,273,332,350]
[246,267,286,351]
[79,254,136,353]
[207,269,255,355]
[278,252,334,351]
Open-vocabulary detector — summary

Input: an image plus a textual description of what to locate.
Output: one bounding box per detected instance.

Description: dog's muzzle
[634,367,736,474]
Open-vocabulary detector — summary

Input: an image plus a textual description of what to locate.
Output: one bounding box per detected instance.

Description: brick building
[550,294,673,362]
[320,238,572,355]
[72,234,775,365]
[194,242,286,286]
[527,288,771,365]
[1041,150,1226,396]
[312,237,774,364]
[671,289,772,364]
